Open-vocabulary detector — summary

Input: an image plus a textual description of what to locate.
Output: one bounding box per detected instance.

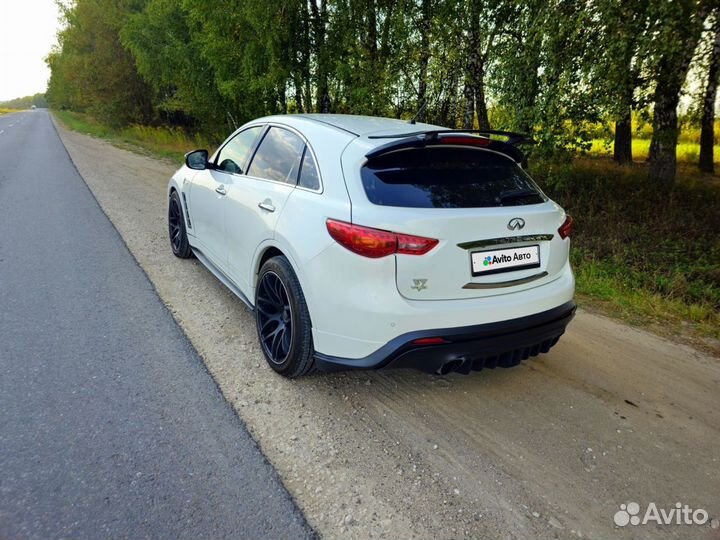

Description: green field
[589,138,720,165]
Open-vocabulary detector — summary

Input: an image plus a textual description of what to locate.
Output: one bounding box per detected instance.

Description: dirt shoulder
[55,118,720,540]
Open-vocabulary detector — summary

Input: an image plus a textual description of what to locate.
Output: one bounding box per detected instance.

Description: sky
[0,0,61,102]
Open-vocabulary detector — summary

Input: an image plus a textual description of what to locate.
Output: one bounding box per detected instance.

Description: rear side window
[298,148,320,190]
[247,127,304,184]
[361,148,547,208]
[216,126,263,174]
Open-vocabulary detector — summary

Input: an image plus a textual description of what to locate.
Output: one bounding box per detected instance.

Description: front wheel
[168,191,192,259]
[255,256,315,377]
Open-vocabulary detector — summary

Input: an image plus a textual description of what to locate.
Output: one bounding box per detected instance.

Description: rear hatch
[346,140,570,301]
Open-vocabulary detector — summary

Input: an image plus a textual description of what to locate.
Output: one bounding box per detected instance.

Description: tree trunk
[613,30,635,166]
[277,82,287,114]
[700,19,720,173]
[649,94,680,185]
[649,5,710,186]
[294,76,304,113]
[613,110,633,165]
[462,82,474,129]
[365,0,379,114]
[518,52,541,134]
[416,0,431,123]
[310,0,331,113]
[473,60,491,130]
[464,1,490,131]
[301,1,313,113]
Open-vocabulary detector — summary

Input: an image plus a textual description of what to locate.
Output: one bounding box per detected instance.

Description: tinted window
[361,148,547,208]
[247,127,304,184]
[217,126,263,174]
[298,148,320,190]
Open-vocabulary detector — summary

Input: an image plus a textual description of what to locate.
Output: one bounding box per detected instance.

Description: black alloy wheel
[255,256,315,377]
[168,191,192,258]
[256,271,293,365]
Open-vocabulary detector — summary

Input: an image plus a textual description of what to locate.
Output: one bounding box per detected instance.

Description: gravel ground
[55,115,720,540]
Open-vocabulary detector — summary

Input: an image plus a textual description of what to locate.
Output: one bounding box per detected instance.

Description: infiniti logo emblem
[507,217,525,231]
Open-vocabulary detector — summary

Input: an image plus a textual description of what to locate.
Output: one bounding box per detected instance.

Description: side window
[216,126,263,174]
[247,127,304,184]
[298,148,321,191]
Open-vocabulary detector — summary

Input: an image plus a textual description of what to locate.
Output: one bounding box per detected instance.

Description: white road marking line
[0,130,4,135]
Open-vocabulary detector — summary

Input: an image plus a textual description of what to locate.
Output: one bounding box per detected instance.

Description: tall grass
[532,158,720,340]
[54,110,215,162]
[118,124,215,158]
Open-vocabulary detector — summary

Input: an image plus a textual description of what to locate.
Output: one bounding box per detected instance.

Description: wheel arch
[252,242,316,324]
[167,177,182,198]
[168,182,195,234]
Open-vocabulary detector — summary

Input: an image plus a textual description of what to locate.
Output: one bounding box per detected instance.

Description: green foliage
[121,0,228,134]
[0,93,48,109]
[46,0,153,126]
[46,0,720,166]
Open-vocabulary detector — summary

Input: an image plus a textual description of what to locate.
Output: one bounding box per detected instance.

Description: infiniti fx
[168,114,575,377]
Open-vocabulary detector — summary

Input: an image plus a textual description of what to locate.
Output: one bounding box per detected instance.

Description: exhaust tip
[436,359,464,376]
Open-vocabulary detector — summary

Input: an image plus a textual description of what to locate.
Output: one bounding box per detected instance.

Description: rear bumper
[314,300,576,375]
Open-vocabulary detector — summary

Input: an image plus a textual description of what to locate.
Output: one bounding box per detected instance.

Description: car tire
[255,256,315,378]
[168,190,193,259]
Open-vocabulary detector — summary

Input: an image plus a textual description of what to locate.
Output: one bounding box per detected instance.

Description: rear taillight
[326,219,438,258]
[558,214,574,239]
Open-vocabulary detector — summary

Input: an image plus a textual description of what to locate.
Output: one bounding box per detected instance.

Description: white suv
[168,114,575,377]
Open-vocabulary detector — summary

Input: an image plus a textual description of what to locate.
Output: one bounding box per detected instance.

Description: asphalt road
[0,110,314,539]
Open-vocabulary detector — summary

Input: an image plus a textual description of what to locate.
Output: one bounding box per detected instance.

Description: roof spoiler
[365,129,534,165]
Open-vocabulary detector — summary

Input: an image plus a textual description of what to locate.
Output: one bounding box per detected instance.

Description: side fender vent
[181,192,192,229]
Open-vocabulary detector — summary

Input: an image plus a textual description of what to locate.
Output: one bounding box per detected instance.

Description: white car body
[168,114,575,375]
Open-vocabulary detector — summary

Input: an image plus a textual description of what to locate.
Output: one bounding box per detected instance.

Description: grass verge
[53,110,214,163]
[54,110,720,352]
[532,158,719,350]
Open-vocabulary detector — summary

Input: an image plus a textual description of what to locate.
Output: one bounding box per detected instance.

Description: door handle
[258,201,276,212]
[215,185,227,196]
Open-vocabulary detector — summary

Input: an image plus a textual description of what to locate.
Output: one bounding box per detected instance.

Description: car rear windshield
[360,147,547,208]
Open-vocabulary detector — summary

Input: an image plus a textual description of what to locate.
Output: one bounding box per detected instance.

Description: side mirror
[185,149,209,170]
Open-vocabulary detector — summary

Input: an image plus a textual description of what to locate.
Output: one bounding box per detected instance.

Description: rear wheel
[255,256,315,377]
[168,191,192,258]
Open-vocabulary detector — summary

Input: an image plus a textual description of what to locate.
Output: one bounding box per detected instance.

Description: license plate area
[471,245,541,276]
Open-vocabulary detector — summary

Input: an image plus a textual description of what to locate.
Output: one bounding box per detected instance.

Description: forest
[46,0,720,182]
[45,0,719,344]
